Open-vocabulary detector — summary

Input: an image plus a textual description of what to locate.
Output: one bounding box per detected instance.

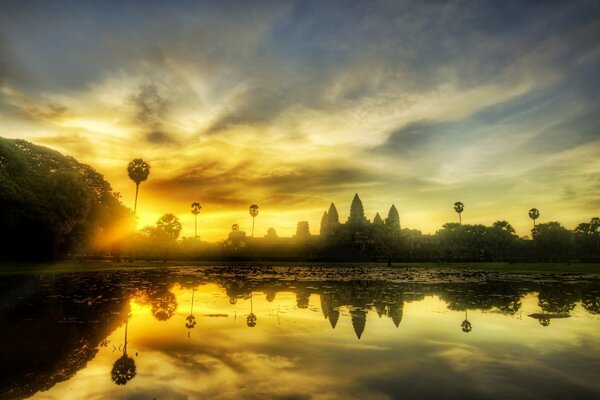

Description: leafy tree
[533,222,573,260]
[574,217,600,257]
[454,201,464,225]
[0,138,133,260]
[487,221,517,261]
[127,158,150,213]
[155,213,182,240]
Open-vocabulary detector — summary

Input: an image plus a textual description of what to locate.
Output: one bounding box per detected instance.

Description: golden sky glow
[1,1,599,240]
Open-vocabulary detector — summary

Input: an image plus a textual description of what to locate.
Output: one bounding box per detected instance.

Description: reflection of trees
[151,290,177,321]
[441,283,522,315]
[0,273,130,399]
[538,285,578,315]
[111,317,136,386]
[582,288,600,314]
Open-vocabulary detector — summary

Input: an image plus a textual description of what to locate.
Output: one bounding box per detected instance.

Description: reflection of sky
[2,1,599,239]
[32,285,600,400]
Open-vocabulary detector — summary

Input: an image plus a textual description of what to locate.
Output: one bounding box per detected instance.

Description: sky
[1,0,599,240]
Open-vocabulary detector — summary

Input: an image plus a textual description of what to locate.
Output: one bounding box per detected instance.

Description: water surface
[1,266,599,399]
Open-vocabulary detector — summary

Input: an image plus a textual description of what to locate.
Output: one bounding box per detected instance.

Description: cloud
[0,0,599,238]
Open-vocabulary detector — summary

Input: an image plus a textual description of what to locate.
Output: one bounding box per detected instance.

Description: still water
[1,266,599,400]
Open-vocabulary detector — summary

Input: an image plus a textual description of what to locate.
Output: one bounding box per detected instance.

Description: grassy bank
[1,260,600,276]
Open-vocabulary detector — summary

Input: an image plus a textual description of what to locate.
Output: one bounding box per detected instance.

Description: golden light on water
[26,281,600,400]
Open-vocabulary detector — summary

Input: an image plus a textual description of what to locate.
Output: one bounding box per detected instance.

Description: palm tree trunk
[123,318,129,355]
[252,217,255,237]
[459,213,462,225]
[133,183,140,213]
[194,214,198,238]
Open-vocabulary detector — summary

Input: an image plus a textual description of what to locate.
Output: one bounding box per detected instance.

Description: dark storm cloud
[131,84,168,125]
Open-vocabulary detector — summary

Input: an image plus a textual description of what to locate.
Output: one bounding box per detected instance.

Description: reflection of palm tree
[247,293,257,327]
[454,202,464,225]
[249,204,259,237]
[191,202,202,239]
[461,310,472,333]
[529,208,540,230]
[186,289,197,337]
[111,317,137,385]
[127,158,150,213]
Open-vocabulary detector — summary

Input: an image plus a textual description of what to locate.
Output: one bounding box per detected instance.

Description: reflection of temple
[2,267,599,399]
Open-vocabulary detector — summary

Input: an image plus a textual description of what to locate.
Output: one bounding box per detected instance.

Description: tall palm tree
[191,202,202,239]
[454,201,464,225]
[247,293,257,327]
[111,316,136,385]
[529,208,540,230]
[186,289,197,338]
[461,309,472,333]
[249,204,259,237]
[127,158,150,213]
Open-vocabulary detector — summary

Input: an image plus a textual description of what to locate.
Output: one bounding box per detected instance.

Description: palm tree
[127,158,150,213]
[529,208,540,230]
[191,202,202,239]
[461,309,472,333]
[249,204,259,237]
[454,201,464,225]
[247,293,257,327]
[111,316,136,385]
[186,289,197,338]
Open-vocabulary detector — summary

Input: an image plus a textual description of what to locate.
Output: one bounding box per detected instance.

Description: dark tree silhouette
[155,213,182,240]
[191,202,201,239]
[529,208,540,230]
[454,201,464,225]
[127,158,150,213]
[0,138,135,260]
[249,204,259,237]
[111,318,136,386]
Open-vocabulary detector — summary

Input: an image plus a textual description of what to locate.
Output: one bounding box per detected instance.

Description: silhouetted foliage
[249,204,259,237]
[529,208,540,229]
[454,201,464,224]
[533,222,573,260]
[0,138,134,260]
[127,158,150,213]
